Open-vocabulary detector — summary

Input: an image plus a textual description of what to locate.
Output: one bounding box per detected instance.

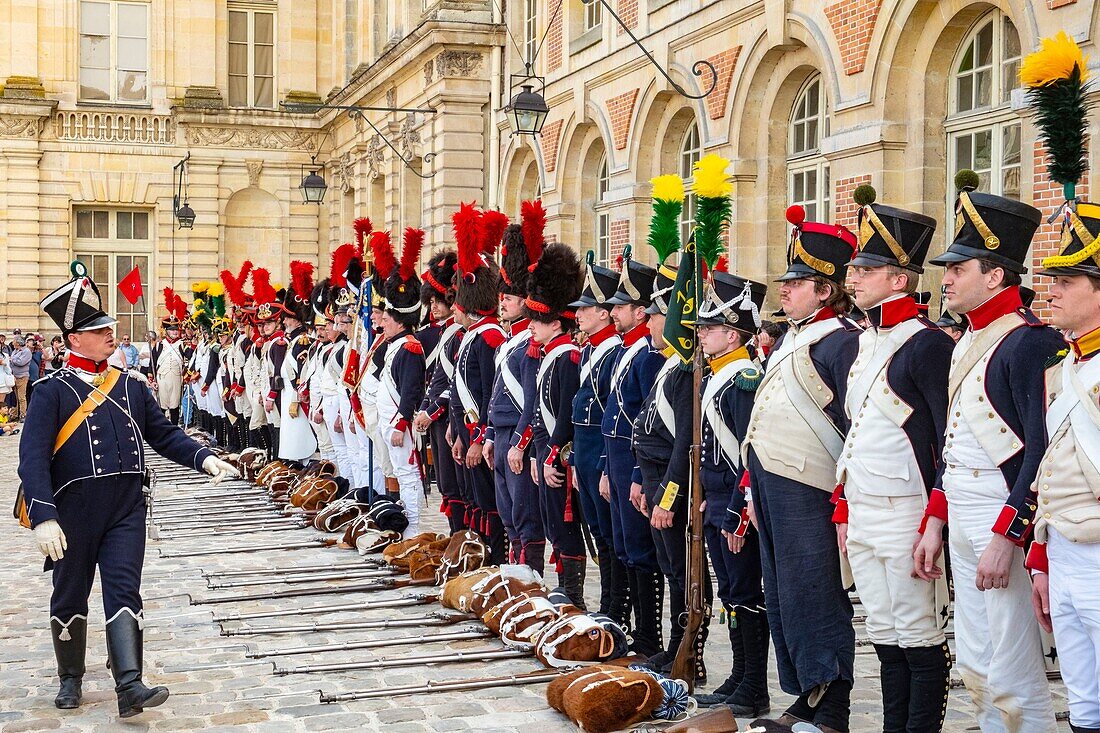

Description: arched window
[787,74,830,223]
[679,122,701,244]
[596,155,611,264]
[946,11,1021,201]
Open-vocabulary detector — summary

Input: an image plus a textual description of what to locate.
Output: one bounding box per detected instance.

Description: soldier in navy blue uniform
[450,204,509,563]
[413,250,467,532]
[19,263,238,716]
[692,269,772,717]
[525,243,586,606]
[835,188,955,733]
[602,249,666,656]
[570,253,625,621]
[491,213,546,574]
[914,174,1063,731]
[742,210,861,733]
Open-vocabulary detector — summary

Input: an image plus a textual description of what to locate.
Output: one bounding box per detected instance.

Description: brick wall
[606,89,639,150]
[610,219,630,263]
[548,2,563,72]
[1030,141,1089,321]
[704,47,741,120]
[824,0,883,75]
[1048,0,1076,7]
[539,120,564,173]
[616,0,638,36]
[834,174,872,231]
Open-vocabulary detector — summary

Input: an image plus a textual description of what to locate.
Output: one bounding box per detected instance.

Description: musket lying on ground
[204,560,374,579]
[248,626,492,658]
[193,577,435,605]
[318,668,567,702]
[160,538,337,558]
[273,647,527,676]
[212,592,440,623]
[161,523,311,540]
[207,567,398,590]
[152,499,277,516]
[157,514,302,530]
[222,610,472,637]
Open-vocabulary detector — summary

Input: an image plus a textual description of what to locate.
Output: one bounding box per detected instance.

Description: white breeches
[1048,528,1100,728]
[376,395,421,536]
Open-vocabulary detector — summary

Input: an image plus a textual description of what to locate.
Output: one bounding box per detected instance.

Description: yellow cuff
[658,481,680,511]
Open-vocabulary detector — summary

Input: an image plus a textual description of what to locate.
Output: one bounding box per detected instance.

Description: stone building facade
[1,0,1098,335]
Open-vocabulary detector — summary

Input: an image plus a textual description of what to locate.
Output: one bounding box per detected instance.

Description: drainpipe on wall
[487,1,503,210]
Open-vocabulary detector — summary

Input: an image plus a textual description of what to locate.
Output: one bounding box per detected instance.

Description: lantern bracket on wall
[581,0,718,100]
[172,152,196,230]
[283,102,438,180]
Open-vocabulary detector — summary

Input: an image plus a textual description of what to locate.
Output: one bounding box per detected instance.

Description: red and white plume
[290,260,315,303]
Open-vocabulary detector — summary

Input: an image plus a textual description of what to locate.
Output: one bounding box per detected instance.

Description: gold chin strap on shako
[954,191,1000,250]
[1042,202,1100,269]
[585,267,611,303]
[621,265,641,302]
[859,205,910,266]
[793,233,835,277]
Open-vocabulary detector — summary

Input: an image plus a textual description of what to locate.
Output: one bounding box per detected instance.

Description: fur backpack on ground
[289,475,338,511]
[468,565,545,617]
[441,567,497,613]
[344,498,410,553]
[236,448,268,481]
[407,549,444,582]
[435,531,487,585]
[481,589,552,635]
[382,532,446,567]
[495,593,560,649]
[546,665,664,733]
[534,612,631,668]
[387,536,450,571]
[255,460,288,486]
[312,499,368,532]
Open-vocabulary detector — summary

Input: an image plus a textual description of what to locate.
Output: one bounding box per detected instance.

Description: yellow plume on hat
[1020,31,1089,87]
[651,174,685,204]
[692,154,733,200]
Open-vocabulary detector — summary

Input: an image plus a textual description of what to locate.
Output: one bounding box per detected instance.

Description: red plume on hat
[453,201,483,279]
[330,243,359,288]
[353,217,372,256]
[479,210,510,259]
[400,228,424,281]
[290,260,315,303]
[163,287,188,321]
[520,200,546,265]
[251,268,276,306]
[369,230,397,280]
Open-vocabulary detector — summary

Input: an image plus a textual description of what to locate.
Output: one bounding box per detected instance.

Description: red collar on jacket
[621,321,649,347]
[540,332,574,356]
[588,323,618,348]
[868,295,919,329]
[469,316,499,332]
[966,287,1023,331]
[67,352,108,374]
[510,318,531,337]
[1070,324,1100,361]
[792,306,837,328]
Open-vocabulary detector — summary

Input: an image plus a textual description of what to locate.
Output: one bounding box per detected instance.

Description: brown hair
[811,276,854,315]
[885,265,920,295]
[977,260,1022,288]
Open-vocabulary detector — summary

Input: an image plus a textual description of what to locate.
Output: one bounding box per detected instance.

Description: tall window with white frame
[524,0,538,67]
[79,1,148,103]
[74,209,152,341]
[229,7,275,109]
[787,74,830,223]
[583,0,602,32]
[679,122,702,246]
[946,12,1021,206]
[597,156,611,264]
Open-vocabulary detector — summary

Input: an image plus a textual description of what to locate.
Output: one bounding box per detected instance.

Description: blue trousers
[703,487,765,609]
[492,424,544,546]
[49,475,146,624]
[573,425,613,546]
[747,449,854,695]
[604,436,658,572]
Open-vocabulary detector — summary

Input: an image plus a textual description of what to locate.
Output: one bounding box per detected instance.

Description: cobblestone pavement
[0,434,1071,732]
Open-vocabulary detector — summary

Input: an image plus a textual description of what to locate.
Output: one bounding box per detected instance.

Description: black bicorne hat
[928,170,1041,274]
[697,271,768,334]
[779,206,857,285]
[41,261,118,334]
[1037,201,1100,278]
[605,246,657,306]
[848,185,937,273]
[570,250,620,308]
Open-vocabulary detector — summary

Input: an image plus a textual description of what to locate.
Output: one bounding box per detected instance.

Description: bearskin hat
[368,230,396,311]
[421,249,458,307]
[500,200,546,297]
[289,260,315,325]
[525,243,583,325]
[453,203,506,316]
[384,227,424,328]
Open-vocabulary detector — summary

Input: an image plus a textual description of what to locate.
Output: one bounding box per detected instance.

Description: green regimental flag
[664,237,699,368]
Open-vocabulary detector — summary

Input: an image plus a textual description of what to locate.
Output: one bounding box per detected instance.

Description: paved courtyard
[0,434,1071,732]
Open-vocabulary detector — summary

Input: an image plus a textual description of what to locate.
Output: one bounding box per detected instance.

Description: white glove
[202,456,240,485]
[35,520,67,561]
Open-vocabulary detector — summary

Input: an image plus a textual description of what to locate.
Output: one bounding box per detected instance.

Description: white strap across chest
[580,337,620,385]
[610,339,648,385]
[757,318,844,394]
[454,323,505,420]
[845,319,926,419]
[1049,355,1100,475]
[496,332,529,411]
[703,359,755,470]
[435,322,462,380]
[652,357,681,433]
[537,342,579,436]
[948,313,1025,405]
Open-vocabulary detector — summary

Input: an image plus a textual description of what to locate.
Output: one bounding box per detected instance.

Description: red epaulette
[1018,307,1045,327]
[403,335,424,355]
[569,350,581,365]
[482,328,506,349]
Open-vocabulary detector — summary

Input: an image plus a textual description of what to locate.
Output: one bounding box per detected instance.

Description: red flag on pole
[118,266,143,305]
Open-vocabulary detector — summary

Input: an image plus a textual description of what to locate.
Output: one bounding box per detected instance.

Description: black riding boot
[522,540,546,578]
[608,552,632,629]
[105,613,169,718]
[875,644,911,733]
[559,557,587,610]
[726,605,771,716]
[693,614,709,684]
[812,677,853,733]
[51,617,86,709]
[595,539,614,615]
[629,568,664,658]
[904,642,952,733]
[696,611,744,707]
[486,512,507,566]
[644,579,686,672]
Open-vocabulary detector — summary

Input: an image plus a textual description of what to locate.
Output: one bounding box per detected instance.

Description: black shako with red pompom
[777,203,858,285]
